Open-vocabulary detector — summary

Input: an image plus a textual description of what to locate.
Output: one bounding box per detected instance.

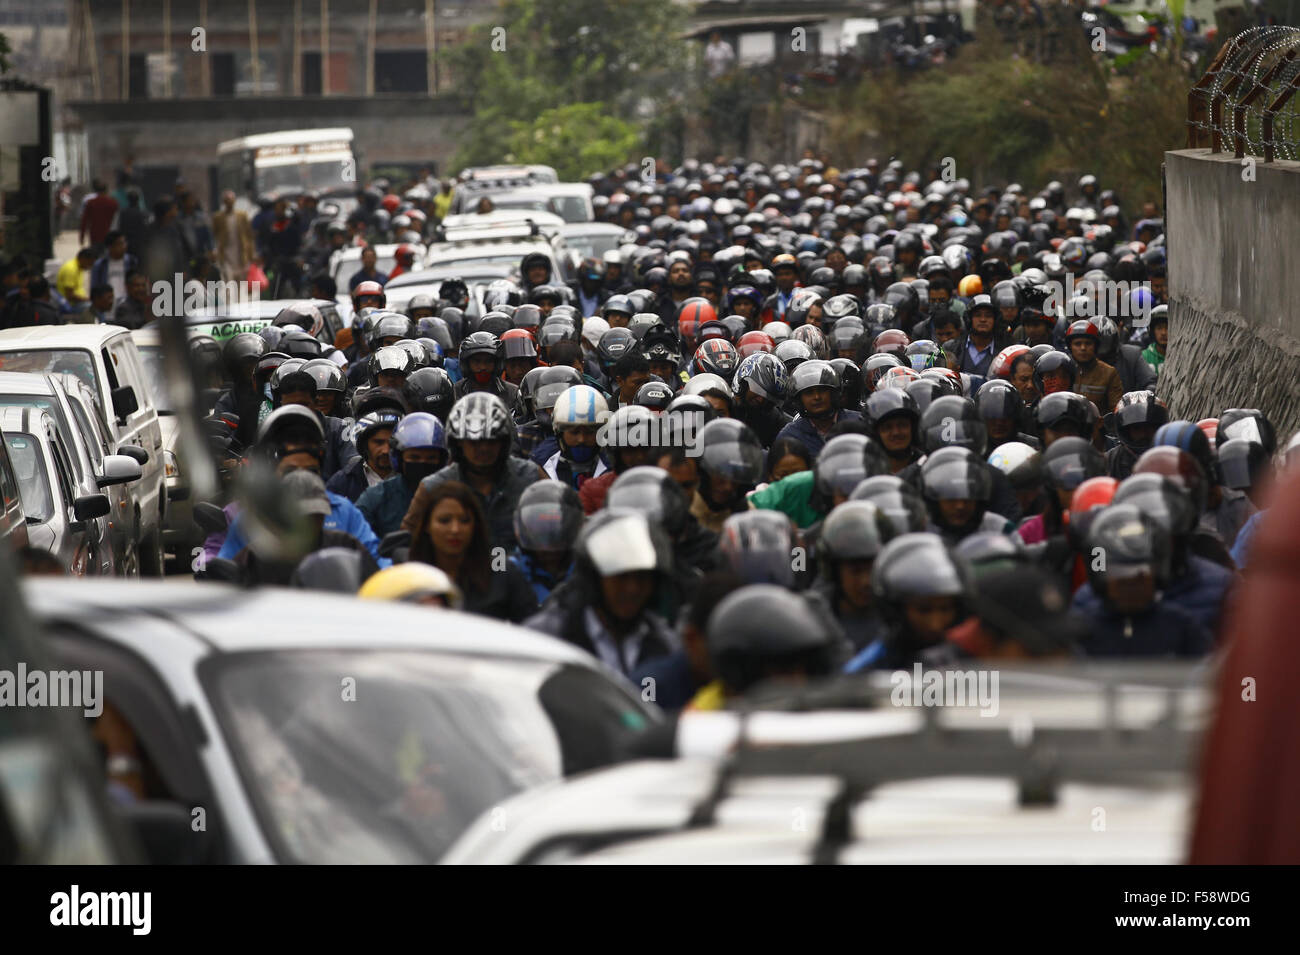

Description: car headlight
[164,450,180,479]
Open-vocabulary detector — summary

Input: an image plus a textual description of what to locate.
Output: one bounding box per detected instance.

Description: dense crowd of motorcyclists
[6,153,1293,716]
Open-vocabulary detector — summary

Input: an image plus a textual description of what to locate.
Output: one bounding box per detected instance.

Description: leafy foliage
[502,104,641,181]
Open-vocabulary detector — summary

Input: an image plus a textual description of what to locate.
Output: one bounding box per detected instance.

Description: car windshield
[134,346,175,413]
[4,433,53,523]
[0,349,98,394]
[204,650,655,863]
[564,231,624,260]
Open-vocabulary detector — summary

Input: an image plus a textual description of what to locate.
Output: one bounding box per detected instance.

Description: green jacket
[748,469,824,529]
[1141,343,1165,378]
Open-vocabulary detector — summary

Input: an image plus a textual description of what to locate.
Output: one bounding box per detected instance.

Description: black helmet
[882,282,920,327]
[921,445,993,532]
[789,358,841,403]
[458,330,502,383]
[1085,504,1173,598]
[257,403,325,459]
[698,418,764,502]
[718,510,799,587]
[823,294,861,323]
[368,345,415,387]
[1113,472,1197,540]
[1032,349,1079,395]
[865,387,920,434]
[819,500,895,579]
[974,379,1024,423]
[532,366,583,428]
[445,392,513,470]
[406,293,438,318]
[872,533,970,626]
[438,277,471,309]
[814,434,890,504]
[597,327,638,373]
[1035,391,1097,437]
[848,474,928,534]
[634,379,675,412]
[863,352,904,392]
[1042,436,1106,494]
[706,585,841,694]
[602,294,634,320]
[514,481,584,554]
[732,352,788,405]
[1217,437,1270,493]
[1113,391,1169,455]
[829,357,864,411]
[1216,408,1277,456]
[367,313,415,350]
[606,466,691,539]
[920,395,988,454]
[405,366,456,421]
[223,332,267,378]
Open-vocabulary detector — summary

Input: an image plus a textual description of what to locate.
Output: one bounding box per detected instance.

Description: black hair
[612,350,650,381]
[766,437,813,480]
[277,371,318,398]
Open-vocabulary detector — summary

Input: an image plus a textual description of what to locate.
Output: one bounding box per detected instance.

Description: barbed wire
[1188,26,1300,162]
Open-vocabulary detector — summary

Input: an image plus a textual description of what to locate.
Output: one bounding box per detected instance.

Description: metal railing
[1187,26,1300,162]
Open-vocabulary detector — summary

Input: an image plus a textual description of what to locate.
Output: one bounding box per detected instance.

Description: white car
[443,665,1208,864]
[330,243,426,294]
[29,578,662,864]
[483,184,595,224]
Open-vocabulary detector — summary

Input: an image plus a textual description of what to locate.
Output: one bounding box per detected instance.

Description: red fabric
[1189,466,1300,863]
[247,263,269,292]
[80,194,119,244]
[578,471,616,515]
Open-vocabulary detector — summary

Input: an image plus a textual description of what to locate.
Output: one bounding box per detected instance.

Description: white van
[0,326,167,575]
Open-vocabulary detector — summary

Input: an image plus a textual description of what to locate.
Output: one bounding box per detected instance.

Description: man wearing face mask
[543,385,611,489]
[356,413,448,537]
[453,331,520,408]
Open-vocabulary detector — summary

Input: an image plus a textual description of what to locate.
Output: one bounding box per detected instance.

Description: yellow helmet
[957,274,983,297]
[357,562,463,609]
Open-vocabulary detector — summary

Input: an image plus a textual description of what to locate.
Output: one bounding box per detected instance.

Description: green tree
[447,0,686,175]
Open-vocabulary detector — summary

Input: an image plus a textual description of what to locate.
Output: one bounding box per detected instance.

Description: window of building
[374,50,427,94]
[302,52,322,95]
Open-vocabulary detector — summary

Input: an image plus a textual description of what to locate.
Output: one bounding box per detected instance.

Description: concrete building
[60,0,490,208]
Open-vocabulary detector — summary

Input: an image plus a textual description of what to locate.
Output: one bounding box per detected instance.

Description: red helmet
[872,328,911,358]
[1196,417,1219,443]
[394,244,416,264]
[1070,476,1118,514]
[678,299,717,345]
[501,327,539,360]
[352,280,386,309]
[381,194,401,214]
[878,365,919,390]
[989,343,1030,381]
[1065,319,1101,343]
[736,330,775,358]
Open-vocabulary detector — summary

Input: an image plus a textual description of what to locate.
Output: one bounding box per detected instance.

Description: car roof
[332,243,425,262]
[22,578,601,664]
[0,370,60,395]
[185,298,335,321]
[560,222,632,237]
[496,183,593,199]
[0,325,128,348]
[385,263,515,290]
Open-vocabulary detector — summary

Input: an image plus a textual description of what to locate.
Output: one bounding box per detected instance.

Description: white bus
[216,127,357,212]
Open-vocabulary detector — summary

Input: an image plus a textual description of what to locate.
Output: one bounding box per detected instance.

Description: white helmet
[580,315,609,350]
[552,384,609,431]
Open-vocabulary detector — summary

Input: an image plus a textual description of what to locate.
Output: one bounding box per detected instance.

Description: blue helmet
[389,411,447,472]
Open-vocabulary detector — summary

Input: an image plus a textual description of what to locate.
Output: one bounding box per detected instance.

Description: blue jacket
[773,409,864,458]
[356,473,417,538]
[1161,556,1234,635]
[1230,509,1265,568]
[1070,586,1212,657]
[218,490,388,566]
[90,253,138,291]
[530,435,559,467]
[630,650,703,712]
[325,454,371,502]
[509,551,573,605]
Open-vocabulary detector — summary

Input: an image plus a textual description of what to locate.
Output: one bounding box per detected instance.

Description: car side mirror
[113,800,211,865]
[117,444,148,465]
[111,385,139,421]
[97,454,143,488]
[192,501,229,536]
[73,494,111,522]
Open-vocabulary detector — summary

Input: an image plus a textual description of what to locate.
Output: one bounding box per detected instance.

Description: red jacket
[80,194,119,244]
[578,471,616,515]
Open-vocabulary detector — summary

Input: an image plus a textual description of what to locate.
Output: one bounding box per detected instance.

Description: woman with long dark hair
[407,480,537,622]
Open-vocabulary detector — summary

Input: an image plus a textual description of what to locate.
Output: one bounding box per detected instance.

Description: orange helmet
[1196,417,1219,443]
[958,275,983,297]
[678,299,716,345]
[770,253,798,272]
[381,194,401,214]
[1070,476,1118,515]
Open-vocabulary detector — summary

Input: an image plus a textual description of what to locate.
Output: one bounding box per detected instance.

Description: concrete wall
[1161,148,1300,444]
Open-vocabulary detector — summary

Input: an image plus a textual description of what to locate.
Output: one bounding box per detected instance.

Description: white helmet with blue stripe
[552,384,609,431]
